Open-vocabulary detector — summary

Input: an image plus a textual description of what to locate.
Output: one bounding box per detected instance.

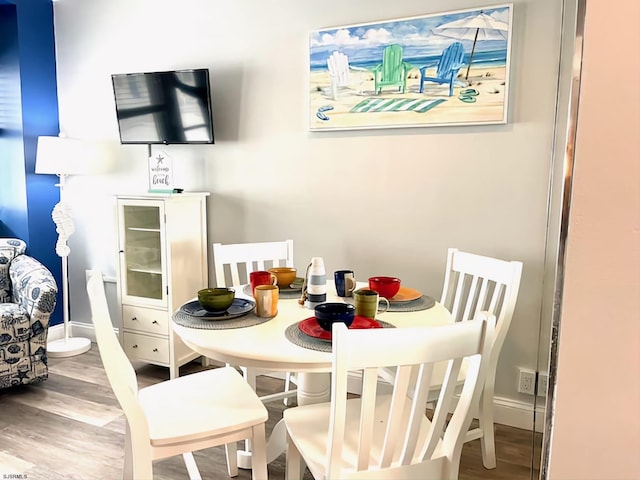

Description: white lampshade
[36,135,110,176]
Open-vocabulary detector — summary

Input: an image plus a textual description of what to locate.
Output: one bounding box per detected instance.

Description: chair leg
[243,367,258,391]
[478,389,497,469]
[123,425,155,480]
[250,424,268,480]
[285,436,305,480]
[123,427,134,480]
[283,372,297,406]
[224,442,238,477]
[331,81,338,101]
[124,425,154,480]
[242,367,258,452]
[182,452,203,480]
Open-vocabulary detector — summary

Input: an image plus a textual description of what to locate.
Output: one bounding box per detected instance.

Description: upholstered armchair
[0,238,58,388]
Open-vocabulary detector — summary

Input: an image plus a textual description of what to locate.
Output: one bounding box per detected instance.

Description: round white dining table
[172,281,452,467]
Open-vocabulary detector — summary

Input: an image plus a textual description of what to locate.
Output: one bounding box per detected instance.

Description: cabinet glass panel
[122,205,163,300]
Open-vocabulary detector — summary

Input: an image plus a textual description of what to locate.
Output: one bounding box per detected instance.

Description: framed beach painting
[308,4,513,131]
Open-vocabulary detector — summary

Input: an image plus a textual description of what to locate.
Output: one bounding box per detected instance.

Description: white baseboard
[48,322,98,343]
[53,322,545,433]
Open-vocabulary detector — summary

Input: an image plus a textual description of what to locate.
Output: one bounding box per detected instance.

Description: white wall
[548,0,640,477]
[52,0,563,413]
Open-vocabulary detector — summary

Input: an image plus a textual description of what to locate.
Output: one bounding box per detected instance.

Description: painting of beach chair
[418,42,466,96]
[326,51,369,100]
[370,44,413,94]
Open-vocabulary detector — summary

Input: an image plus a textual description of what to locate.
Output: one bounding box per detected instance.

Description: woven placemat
[241,283,303,300]
[344,295,436,312]
[388,295,436,312]
[285,320,395,353]
[173,309,271,330]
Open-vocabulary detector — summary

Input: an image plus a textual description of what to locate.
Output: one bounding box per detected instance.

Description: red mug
[249,271,277,296]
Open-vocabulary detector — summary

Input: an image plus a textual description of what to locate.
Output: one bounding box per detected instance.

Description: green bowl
[197,287,235,312]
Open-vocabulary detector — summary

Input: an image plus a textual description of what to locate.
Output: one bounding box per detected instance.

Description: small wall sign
[148,151,174,193]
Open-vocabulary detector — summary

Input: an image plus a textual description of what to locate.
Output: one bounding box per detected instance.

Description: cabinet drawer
[123,332,170,363]
[122,305,168,334]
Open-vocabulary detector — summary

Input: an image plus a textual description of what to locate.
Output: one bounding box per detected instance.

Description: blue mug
[334,270,356,297]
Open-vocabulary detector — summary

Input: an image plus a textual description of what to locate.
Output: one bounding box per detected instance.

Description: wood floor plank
[48,357,110,386]
[3,383,122,427]
[39,370,120,408]
[0,450,35,474]
[0,401,124,479]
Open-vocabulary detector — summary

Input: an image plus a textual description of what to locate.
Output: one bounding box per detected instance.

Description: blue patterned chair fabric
[0,238,58,389]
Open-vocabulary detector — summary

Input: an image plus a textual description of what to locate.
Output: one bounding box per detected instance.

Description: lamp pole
[47,173,91,357]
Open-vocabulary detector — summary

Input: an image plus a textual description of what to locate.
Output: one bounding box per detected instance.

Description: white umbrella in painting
[433,11,509,80]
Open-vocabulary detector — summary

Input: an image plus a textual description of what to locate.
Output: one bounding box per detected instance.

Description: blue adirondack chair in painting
[419,42,466,96]
[370,44,413,95]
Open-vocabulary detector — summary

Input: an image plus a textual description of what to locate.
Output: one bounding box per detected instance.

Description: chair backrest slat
[379,365,412,467]
[400,364,434,465]
[357,367,378,470]
[461,274,480,321]
[212,240,294,286]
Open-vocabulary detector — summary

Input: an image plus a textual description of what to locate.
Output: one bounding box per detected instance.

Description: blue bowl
[314,302,355,331]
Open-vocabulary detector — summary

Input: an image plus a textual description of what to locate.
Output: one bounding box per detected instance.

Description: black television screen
[112,68,214,144]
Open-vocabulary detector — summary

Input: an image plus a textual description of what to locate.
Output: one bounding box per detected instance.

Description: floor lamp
[35,135,97,357]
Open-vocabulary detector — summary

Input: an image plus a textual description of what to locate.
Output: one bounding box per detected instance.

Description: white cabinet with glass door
[116,192,209,378]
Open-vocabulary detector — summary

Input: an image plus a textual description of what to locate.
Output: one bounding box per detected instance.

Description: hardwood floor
[0,346,541,479]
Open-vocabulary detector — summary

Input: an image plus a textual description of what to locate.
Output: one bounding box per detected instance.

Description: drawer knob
[132,344,138,349]
[131,317,138,321]
[153,348,158,352]
[152,320,159,325]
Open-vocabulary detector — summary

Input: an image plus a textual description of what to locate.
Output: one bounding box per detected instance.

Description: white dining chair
[212,239,297,404]
[378,248,522,470]
[86,270,268,480]
[213,239,294,287]
[283,313,496,480]
[439,248,523,469]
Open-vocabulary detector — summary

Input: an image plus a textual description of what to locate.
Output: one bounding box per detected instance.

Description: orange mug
[249,270,277,296]
[254,285,279,318]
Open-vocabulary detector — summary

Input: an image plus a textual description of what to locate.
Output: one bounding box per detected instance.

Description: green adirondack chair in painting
[370,44,414,94]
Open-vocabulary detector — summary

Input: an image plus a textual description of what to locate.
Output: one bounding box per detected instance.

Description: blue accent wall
[0,0,62,326]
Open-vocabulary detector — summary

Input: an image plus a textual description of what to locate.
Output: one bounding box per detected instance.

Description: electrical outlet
[537,372,549,397]
[518,368,536,395]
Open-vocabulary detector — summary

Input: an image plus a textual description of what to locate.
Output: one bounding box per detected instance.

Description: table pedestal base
[237,371,331,468]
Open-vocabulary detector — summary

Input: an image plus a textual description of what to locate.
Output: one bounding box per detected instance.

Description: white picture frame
[309,4,513,131]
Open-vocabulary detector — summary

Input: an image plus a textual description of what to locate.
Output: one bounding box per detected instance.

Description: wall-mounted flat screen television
[112,68,214,144]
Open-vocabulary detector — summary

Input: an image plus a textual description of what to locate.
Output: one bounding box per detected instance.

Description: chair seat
[284,394,445,480]
[139,366,268,447]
